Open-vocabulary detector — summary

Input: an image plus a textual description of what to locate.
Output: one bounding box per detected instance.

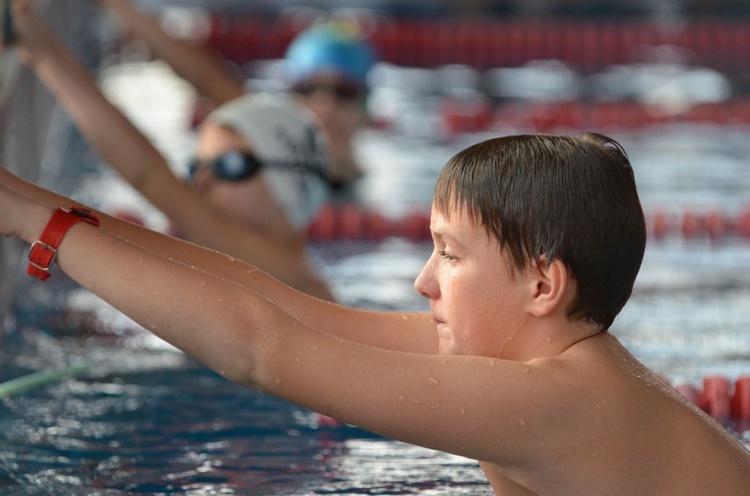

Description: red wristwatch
[27,206,101,281]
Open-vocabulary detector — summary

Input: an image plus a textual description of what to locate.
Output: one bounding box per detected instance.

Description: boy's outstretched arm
[1,167,437,354]
[100,0,245,106]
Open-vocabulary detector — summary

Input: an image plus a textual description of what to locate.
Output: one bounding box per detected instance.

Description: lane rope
[673,375,750,421]
[113,205,750,243]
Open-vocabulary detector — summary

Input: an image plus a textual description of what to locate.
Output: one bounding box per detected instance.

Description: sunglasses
[293,80,365,101]
[188,151,264,182]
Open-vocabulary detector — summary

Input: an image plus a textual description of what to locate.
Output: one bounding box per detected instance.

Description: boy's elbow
[209,300,283,390]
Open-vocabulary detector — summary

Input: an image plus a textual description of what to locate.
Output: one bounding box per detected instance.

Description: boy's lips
[430,306,445,325]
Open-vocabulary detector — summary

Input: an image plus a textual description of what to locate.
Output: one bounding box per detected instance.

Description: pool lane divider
[114,204,750,243]
[0,363,90,398]
[673,375,750,421]
[305,204,750,243]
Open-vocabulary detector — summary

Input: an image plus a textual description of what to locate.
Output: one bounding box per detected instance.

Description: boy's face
[415,205,533,358]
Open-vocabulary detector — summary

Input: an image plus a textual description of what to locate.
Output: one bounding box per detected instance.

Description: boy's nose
[414,256,435,299]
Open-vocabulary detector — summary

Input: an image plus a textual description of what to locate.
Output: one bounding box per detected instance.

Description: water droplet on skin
[429,377,438,384]
[199,281,207,287]
[410,398,422,405]
[460,406,466,415]
[545,337,552,343]
[312,345,319,351]
[295,356,302,363]
[274,377,281,384]
[399,395,405,401]
[519,419,526,426]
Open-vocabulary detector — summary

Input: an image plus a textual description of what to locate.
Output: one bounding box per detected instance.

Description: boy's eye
[438,250,456,261]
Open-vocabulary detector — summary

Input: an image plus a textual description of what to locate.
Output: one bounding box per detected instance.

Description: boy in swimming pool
[2,132,749,495]
[6,0,334,300]
[99,0,376,190]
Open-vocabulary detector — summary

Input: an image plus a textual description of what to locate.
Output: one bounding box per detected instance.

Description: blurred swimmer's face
[292,73,367,138]
[191,122,294,235]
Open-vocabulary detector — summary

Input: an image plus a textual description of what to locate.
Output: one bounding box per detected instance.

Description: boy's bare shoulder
[503,334,750,495]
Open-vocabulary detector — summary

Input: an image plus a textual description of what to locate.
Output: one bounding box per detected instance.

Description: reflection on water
[0,347,491,495]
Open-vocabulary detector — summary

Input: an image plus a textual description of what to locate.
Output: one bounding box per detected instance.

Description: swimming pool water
[2,61,750,493]
[0,329,493,494]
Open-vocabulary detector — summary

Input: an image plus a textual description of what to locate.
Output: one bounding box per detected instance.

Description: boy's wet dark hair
[433,133,647,331]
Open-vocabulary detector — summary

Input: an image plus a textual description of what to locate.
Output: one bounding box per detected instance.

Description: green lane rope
[0,363,90,398]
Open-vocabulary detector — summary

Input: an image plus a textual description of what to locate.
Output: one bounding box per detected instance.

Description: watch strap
[27,206,100,281]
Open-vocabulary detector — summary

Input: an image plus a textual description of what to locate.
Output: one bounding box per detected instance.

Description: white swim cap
[207,93,331,230]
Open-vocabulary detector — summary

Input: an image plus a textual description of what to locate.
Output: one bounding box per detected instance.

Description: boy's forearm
[4,167,278,297]
[8,177,265,381]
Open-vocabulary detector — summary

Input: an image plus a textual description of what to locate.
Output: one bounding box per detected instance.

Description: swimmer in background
[3,124,750,492]
[100,0,376,190]
[8,0,334,300]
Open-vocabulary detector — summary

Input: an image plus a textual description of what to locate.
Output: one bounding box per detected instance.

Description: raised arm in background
[10,0,334,300]
[100,0,245,106]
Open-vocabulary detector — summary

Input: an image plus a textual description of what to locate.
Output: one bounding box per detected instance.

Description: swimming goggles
[188,150,264,182]
[292,80,365,101]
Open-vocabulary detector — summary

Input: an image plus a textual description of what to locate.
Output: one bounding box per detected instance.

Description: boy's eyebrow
[429,229,446,247]
[430,228,447,240]
[431,228,462,247]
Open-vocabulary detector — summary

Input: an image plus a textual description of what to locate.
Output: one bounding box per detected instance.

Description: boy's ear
[527,257,569,317]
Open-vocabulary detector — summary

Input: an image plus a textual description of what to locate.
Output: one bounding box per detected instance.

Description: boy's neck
[499,318,602,362]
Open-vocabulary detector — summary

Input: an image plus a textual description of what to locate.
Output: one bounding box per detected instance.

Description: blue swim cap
[284,22,376,89]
